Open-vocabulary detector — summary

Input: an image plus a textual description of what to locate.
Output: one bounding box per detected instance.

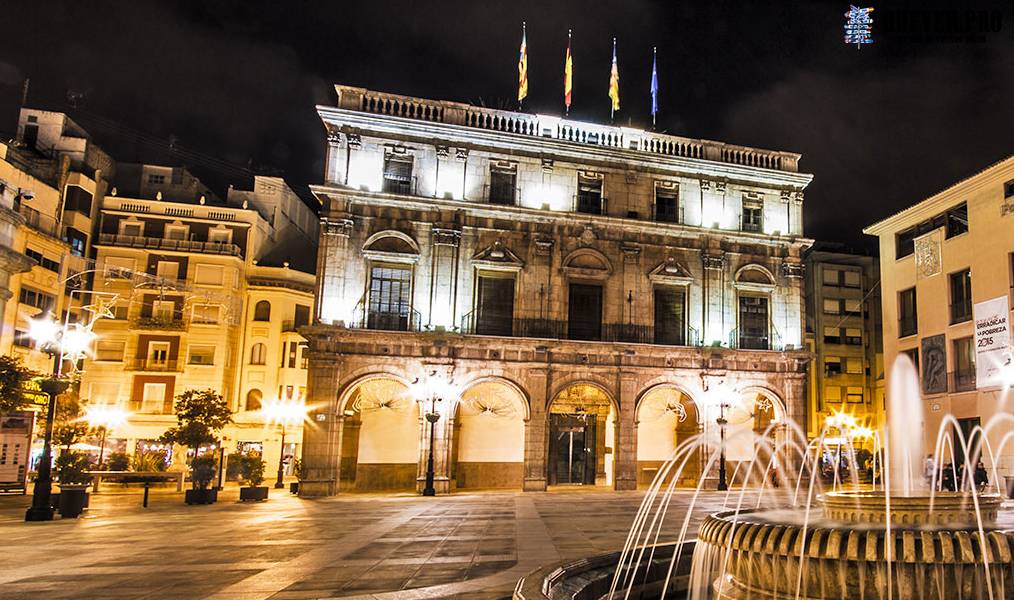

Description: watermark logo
[845,5,875,48]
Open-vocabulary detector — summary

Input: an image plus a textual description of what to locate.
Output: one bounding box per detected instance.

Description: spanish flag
[518,23,528,104]
[608,38,620,117]
[564,30,573,113]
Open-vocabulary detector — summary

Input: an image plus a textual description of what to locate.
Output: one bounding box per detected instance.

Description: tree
[50,394,91,450]
[159,389,233,453]
[0,355,37,415]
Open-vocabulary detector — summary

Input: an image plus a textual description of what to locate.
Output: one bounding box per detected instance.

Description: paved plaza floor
[0,485,739,600]
[1,486,1010,599]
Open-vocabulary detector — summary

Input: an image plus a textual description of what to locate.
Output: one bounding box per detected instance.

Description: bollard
[143,481,150,508]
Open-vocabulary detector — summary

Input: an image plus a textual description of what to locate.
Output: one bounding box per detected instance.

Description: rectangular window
[367,265,413,331]
[953,336,976,391]
[64,227,87,257]
[287,343,298,368]
[824,357,842,376]
[741,199,763,233]
[25,248,60,273]
[654,185,679,223]
[823,299,841,314]
[208,228,232,244]
[488,169,517,205]
[299,342,309,369]
[13,330,33,348]
[165,224,188,241]
[18,287,55,312]
[120,221,143,237]
[293,305,311,329]
[193,264,224,286]
[105,256,135,279]
[64,185,93,217]
[945,203,968,238]
[824,386,841,403]
[738,296,769,349]
[822,268,840,286]
[141,383,167,413]
[156,261,180,281]
[189,345,215,365]
[1005,179,1014,199]
[896,229,916,259]
[148,342,170,366]
[567,283,603,341]
[654,286,686,345]
[382,156,413,194]
[903,347,919,373]
[846,386,864,403]
[576,176,603,215]
[846,357,864,374]
[899,288,917,337]
[111,304,129,320]
[949,269,972,324]
[844,299,863,313]
[843,270,861,288]
[474,274,515,336]
[147,173,165,185]
[823,326,841,345]
[844,327,863,345]
[95,341,125,362]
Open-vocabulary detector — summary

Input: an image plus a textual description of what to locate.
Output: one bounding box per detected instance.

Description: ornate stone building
[300,85,813,496]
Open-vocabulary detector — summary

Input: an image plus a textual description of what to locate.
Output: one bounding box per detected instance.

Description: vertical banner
[973,295,1012,388]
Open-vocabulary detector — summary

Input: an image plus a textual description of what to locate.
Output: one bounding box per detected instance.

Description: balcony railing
[950,369,976,393]
[133,316,187,331]
[97,233,242,257]
[459,310,704,347]
[126,359,182,372]
[17,205,61,237]
[282,320,309,333]
[728,327,784,351]
[348,299,422,332]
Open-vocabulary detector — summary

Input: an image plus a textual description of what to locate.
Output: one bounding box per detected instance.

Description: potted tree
[45,394,92,509]
[290,459,301,495]
[239,455,269,501]
[159,389,233,505]
[55,451,92,518]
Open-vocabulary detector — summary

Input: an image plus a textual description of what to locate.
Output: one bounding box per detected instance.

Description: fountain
[514,355,1014,599]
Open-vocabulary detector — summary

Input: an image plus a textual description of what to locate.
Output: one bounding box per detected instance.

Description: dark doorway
[738,296,769,349]
[549,414,596,485]
[568,283,602,341]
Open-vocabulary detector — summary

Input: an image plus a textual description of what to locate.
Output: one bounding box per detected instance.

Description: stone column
[781,372,808,477]
[614,372,638,490]
[523,368,549,491]
[298,328,342,497]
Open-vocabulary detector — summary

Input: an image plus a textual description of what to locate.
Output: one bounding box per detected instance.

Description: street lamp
[24,314,96,522]
[412,372,456,497]
[84,405,129,467]
[704,382,739,492]
[262,398,305,489]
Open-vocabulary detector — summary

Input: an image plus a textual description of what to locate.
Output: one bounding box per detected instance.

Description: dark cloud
[0,0,1009,247]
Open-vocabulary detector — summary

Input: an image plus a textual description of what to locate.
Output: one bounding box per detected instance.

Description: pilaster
[298,328,343,497]
[614,372,638,490]
[523,368,549,491]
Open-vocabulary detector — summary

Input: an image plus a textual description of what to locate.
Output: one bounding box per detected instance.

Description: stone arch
[451,377,529,489]
[548,382,617,486]
[721,386,786,486]
[336,371,415,414]
[548,375,617,413]
[456,375,530,420]
[362,230,420,255]
[562,247,613,276]
[336,373,419,491]
[634,383,702,488]
[738,385,787,422]
[734,263,776,286]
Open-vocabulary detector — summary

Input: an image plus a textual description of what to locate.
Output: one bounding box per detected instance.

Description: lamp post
[263,398,305,489]
[716,400,730,491]
[24,314,95,522]
[421,394,441,497]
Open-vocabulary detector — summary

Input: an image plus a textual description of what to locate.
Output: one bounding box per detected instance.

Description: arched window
[250,343,266,365]
[245,389,263,412]
[253,300,271,321]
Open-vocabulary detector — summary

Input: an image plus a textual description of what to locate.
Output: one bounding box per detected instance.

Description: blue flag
[650,47,658,126]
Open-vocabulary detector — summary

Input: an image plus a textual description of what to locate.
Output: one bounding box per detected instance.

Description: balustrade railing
[98,233,242,257]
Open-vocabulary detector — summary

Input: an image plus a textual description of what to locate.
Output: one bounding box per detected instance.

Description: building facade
[80,173,318,471]
[864,155,1014,474]
[300,85,814,496]
[804,246,884,446]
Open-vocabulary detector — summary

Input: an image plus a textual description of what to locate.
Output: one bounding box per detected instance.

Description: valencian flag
[564,30,573,114]
[650,46,658,127]
[608,38,620,118]
[517,23,528,105]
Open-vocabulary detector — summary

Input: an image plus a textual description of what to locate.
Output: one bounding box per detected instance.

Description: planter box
[185,488,218,505]
[289,482,299,495]
[58,485,89,518]
[240,486,269,502]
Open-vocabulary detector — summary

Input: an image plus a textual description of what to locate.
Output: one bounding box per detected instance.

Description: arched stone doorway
[635,386,701,488]
[451,379,527,490]
[338,376,420,491]
[548,384,615,486]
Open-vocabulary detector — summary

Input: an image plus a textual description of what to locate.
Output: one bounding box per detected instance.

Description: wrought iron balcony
[348,299,422,332]
[126,359,182,372]
[133,316,187,331]
[97,233,242,257]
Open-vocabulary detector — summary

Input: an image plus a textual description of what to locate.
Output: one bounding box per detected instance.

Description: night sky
[2,1,1011,249]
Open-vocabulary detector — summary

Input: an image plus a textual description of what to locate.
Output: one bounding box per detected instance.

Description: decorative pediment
[472,240,524,272]
[562,248,612,279]
[648,257,694,286]
[733,263,777,292]
[363,230,420,264]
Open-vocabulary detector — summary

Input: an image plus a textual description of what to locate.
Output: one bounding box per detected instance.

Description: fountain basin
[822,491,1002,527]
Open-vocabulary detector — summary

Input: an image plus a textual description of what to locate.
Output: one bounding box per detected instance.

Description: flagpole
[652,46,657,130]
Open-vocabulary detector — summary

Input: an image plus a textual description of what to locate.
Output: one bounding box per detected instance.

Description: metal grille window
[738,296,769,349]
[368,265,412,331]
[741,200,763,232]
[949,269,972,324]
[382,157,414,195]
[654,186,679,223]
[576,176,602,215]
[488,169,517,205]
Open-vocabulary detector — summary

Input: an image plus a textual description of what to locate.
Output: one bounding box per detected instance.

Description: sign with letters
[973,296,1012,389]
